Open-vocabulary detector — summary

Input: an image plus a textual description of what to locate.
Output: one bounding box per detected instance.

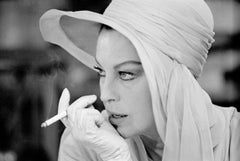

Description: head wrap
[104,0,215,78]
[40,0,236,161]
[101,1,218,159]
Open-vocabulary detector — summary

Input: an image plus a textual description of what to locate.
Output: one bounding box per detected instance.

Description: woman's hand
[57,89,132,161]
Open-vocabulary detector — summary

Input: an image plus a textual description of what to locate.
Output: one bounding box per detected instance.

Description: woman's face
[95,28,157,138]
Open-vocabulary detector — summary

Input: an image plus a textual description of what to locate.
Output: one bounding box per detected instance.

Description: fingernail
[87,95,97,102]
[63,88,69,95]
[101,110,110,120]
[83,95,97,105]
[62,88,70,99]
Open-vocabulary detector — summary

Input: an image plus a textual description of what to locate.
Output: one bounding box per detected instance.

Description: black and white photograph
[0,0,239,161]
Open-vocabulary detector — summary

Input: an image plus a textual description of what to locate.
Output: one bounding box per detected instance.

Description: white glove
[57,89,132,161]
[58,88,70,127]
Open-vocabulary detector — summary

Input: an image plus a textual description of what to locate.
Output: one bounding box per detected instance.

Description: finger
[71,109,101,142]
[100,110,118,134]
[69,95,97,110]
[91,110,104,127]
[67,95,97,127]
[76,109,104,131]
[88,105,94,109]
[58,88,70,127]
[67,103,77,127]
[101,110,110,122]
[58,88,70,114]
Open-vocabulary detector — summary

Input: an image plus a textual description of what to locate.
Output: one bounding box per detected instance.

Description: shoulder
[229,108,240,125]
[228,108,240,139]
[213,105,240,131]
[213,105,239,122]
[214,106,240,160]
[229,108,240,161]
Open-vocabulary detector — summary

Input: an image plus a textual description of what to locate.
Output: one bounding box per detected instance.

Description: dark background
[0,0,239,161]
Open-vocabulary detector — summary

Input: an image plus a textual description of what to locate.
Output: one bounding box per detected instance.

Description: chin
[116,126,138,139]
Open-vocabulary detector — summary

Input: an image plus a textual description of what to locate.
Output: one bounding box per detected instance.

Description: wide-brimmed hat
[39,2,147,71]
[39,0,214,77]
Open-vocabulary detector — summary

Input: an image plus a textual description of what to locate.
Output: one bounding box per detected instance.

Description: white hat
[39,0,214,77]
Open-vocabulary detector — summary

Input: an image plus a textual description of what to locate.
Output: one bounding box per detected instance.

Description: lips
[111,114,128,118]
[107,111,128,126]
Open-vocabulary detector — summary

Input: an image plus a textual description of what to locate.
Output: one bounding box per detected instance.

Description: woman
[39,0,240,160]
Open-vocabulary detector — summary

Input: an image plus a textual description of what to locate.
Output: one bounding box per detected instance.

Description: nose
[100,78,119,103]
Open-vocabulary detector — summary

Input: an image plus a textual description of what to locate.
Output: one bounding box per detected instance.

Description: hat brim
[39,9,142,71]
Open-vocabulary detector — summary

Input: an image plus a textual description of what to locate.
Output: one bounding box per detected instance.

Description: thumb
[100,110,118,134]
[58,88,70,114]
[101,110,110,122]
[58,88,70,127]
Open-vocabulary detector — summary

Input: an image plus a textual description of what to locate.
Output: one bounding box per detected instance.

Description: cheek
[131,99,154,132]
[119,106,154,138]
[125,78,152,112]
[120,78,154,135]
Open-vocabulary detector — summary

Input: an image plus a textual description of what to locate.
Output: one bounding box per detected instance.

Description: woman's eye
[94,66,105,77]
[119,71,135,80]
[98,70,105,77]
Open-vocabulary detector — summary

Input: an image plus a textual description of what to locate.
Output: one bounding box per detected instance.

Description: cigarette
[41,88,70,128]
[41,89,97,128]
[41,110,67,128]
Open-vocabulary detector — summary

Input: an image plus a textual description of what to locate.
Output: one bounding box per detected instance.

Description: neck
[140,135,164,161]
[141,123,163,146]
[140,134,163,149]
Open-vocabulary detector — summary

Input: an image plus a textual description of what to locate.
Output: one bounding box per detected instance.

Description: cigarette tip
[41,122,47,128]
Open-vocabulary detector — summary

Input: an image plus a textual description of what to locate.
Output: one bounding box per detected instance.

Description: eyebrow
[94,57,142,69]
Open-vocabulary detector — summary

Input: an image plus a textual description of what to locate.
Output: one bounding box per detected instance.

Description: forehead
[95,29,140,66]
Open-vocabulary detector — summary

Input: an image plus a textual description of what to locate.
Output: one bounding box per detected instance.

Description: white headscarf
[104,0,235,161]
[105,0,215,78]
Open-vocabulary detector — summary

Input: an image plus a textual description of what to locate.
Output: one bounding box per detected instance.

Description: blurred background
[0,0,239,161]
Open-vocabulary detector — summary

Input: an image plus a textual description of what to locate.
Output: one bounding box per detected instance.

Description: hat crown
[104,0,215,77]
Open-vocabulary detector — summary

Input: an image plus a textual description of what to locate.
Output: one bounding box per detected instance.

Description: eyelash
[94,66,105,77]
[119,71,135,80]
[93,66,135,81]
